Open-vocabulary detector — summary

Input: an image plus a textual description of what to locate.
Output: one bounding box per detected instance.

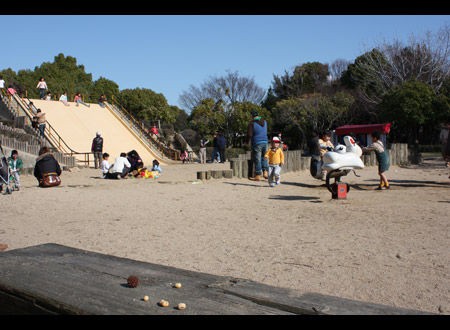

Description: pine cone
[127,275,139,288]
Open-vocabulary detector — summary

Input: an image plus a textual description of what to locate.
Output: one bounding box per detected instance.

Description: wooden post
[223,170,233,179]
[247,159,253,179]
[211,170,223,179]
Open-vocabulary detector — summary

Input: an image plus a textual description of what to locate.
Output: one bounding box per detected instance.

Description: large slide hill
[30,99,166,166]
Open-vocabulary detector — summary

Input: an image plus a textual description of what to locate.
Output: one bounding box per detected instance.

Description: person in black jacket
[34,146,62,187]
[216,131,227,163]
[91,132,104,169]
[127,149,144,173]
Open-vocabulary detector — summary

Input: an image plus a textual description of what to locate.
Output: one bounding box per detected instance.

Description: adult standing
[247,109,269,181]
[199,137,209,164]
[0,76,5,90]
[35,109,46,138]
[36,77,48,100]
[91,131,104,169]
[217,131,227,163]
[211,131,220,163]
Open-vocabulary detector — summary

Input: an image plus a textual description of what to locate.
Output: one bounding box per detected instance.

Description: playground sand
[1,160,449,314]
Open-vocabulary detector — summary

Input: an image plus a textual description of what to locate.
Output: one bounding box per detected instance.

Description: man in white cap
[91,131,104,169]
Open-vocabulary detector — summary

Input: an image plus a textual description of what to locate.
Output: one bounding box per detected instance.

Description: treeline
[2,25,449,149]
[182,25,450,149]
[0,54,186,135]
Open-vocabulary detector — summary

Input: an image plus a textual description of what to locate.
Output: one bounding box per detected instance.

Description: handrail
[11,95,93,166]
[109,96,180,160]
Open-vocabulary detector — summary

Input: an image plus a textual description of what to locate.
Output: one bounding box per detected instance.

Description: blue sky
[1,15,448,110]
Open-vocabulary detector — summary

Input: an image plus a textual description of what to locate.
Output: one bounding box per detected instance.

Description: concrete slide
[29,99,165,166]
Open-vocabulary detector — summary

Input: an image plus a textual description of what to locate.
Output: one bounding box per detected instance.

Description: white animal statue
[322,136,364,172]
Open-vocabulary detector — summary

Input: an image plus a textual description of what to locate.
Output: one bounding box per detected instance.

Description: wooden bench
[0,244,430,315]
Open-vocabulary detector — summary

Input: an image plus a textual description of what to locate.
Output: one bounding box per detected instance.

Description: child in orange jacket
[264,136,285,187]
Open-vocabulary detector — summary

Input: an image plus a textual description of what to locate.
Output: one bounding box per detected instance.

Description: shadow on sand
[268,195,322,202]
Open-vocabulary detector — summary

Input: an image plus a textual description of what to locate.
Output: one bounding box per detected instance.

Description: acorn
[143,295,149,302]
[158,299,169,307]
[174,282,182,288]
[177,303,186,310]
[127,275,139,288]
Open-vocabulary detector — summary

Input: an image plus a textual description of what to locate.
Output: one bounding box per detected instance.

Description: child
[264,136,284,187]
[318,131,334,180]
[363,131,390,190]
[151,159,162,173]
[74,92,90,107]
[59,92,70,106]
[100,152,111,178]
[180,149,189,164]
[8,150,23,190]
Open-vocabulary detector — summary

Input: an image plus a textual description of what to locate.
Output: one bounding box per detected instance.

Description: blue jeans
[252,143,268,176]
[38,123,46,138]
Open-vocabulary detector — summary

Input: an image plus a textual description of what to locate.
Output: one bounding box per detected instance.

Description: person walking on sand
[363,131,390,190]
[264,136,284,187]
[247,109,269,181]
[36,77,48,100]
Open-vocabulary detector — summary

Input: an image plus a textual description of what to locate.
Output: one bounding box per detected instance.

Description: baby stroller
[0,144,13,194]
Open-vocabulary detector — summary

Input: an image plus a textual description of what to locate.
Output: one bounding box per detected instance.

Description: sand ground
[1,159,449,314]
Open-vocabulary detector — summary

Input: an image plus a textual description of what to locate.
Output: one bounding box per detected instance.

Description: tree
[0,68,17,88]
[172,106,189,132]
[342,25,450,107]
[179,70,265,144]
[179,70,265,112]
[329,59,351,81]
[188,98,226,138]
[379,80,436,144]
[91,77,120,101]
[272,92,354,150]
[272,62,330,99]
[118,88,176,125]
[228,102,268,147]
[37,53,93,101]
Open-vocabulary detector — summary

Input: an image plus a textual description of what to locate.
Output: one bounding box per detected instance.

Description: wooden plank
[0,244,433,315]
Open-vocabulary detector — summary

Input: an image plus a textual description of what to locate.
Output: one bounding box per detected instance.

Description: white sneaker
[276,180,280,185]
